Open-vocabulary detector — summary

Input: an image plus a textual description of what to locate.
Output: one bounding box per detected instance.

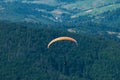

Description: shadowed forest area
[0,22,120,80]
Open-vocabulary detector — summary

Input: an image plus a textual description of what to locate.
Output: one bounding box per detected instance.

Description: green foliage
[0,22,120,80]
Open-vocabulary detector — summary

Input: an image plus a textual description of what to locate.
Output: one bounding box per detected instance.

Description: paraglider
[47,36,78,48]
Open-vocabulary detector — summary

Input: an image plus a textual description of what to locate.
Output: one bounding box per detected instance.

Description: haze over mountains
[0,0,120,37]
[0,0,120,23]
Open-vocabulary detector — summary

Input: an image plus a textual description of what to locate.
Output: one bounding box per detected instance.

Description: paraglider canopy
[47,36,78,48]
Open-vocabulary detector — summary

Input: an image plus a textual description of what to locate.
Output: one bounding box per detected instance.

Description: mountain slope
[0,0,120,23]
[0,0,120,39]
[0,22,120,80]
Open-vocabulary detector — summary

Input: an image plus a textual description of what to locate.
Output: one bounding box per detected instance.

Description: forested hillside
[0,22,120,80]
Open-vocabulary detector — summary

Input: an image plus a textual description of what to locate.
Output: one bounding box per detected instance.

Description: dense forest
[0,22,120,80]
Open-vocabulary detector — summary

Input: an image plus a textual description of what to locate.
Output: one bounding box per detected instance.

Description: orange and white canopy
[47,36,77,48]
